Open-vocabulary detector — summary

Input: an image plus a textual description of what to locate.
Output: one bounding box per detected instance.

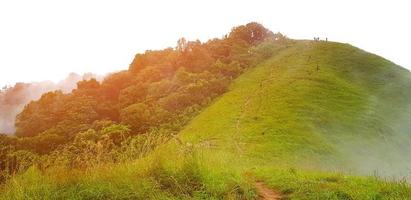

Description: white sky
[0,0,410,87]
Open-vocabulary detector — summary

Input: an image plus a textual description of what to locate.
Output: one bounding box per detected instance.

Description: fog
[328,86,411,180]
[336,133,411,180]
[0,73,102,134]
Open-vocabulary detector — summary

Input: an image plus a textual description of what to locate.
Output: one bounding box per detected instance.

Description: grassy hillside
[168,40,411,199]
[2,40,411,199]
[179,40,411,173]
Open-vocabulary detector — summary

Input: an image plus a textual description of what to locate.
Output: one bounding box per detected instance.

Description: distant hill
[0,73,101,134]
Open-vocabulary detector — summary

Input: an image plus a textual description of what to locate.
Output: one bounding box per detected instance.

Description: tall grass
[0,141,258,200]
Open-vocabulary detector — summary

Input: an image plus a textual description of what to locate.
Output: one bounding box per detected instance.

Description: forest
[0,23,288,183]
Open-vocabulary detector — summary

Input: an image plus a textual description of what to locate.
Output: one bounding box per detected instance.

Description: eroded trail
[255,181,282,200]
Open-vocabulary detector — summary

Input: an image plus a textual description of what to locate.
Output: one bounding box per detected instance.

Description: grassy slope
[172,40,411,199]
[2,41,411,199]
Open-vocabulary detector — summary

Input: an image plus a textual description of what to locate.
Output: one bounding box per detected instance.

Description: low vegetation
[1,23,411,199]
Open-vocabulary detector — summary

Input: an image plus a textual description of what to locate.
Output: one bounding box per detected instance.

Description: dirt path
[255,181,282,200]
[233,65,276,149]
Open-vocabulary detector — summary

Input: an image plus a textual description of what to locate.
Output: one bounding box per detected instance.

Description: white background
[0,0,410,86]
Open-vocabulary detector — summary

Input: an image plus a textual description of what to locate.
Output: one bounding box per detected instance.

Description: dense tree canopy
[0,23,290,180]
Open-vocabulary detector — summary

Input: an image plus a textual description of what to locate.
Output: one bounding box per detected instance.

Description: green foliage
[169,41,411,199]
[100,124,131,145]
[254,167,411,200]
[3,23,411,199]
[1,23,284,195]
[120,103,151,132]
[13,22,275,145]
[15,91,67,137]
[229,22,274,45]
[118,84,147,108]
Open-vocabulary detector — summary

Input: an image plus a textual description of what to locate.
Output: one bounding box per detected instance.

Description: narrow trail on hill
[255,181,282,200]
[233,64,278,151]
[233,95,251,153]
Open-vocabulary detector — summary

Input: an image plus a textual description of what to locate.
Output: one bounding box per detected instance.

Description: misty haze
[1,1,411,199]
[0,73,102,134]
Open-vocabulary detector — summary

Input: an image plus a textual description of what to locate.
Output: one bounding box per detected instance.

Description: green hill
[2,40,411,199]
[161,40,411,199]
[178,40,411,174]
